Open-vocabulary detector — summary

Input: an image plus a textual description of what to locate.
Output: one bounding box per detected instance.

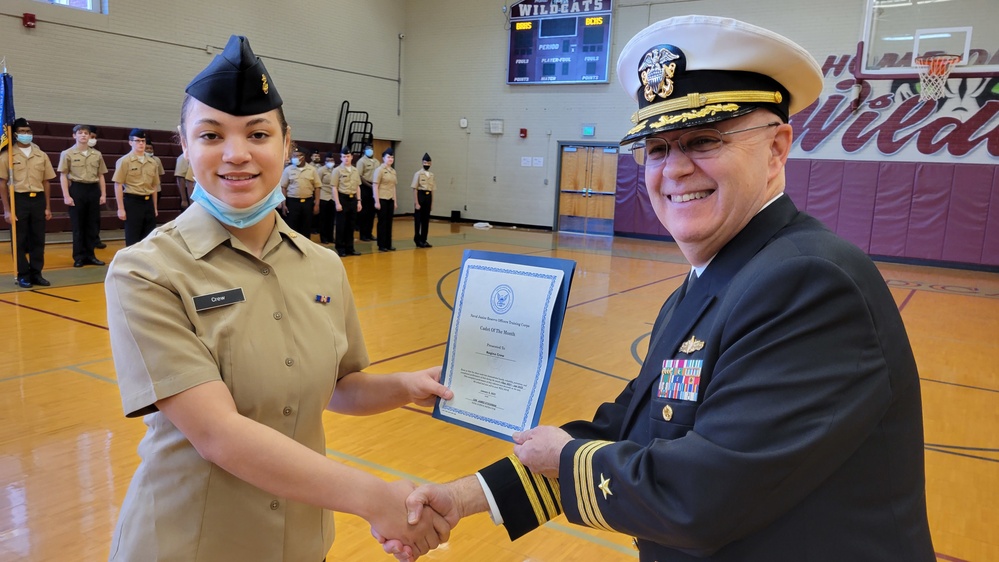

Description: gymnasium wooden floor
[1,219,997,561]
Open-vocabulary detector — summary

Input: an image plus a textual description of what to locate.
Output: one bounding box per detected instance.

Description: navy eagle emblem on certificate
[490,284,515,314]
[434,250,576,441]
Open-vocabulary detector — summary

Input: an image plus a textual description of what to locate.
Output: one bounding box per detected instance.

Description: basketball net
[914,54,961,102]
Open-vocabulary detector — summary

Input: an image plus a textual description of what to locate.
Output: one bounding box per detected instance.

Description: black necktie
[682,271,699,301]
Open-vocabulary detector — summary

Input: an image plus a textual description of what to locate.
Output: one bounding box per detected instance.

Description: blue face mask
[364,149,373,158]
[16,134,32,144]
[190,183,285,229]
[290,157,300,166]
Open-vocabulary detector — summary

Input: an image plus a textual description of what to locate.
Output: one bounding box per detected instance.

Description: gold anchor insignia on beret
[598,473,613,500]
[679,335,705,354]
[639,47,680,103]
[261,74,269,94]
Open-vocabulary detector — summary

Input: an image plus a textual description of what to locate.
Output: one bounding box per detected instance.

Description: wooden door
[558,145,618,235]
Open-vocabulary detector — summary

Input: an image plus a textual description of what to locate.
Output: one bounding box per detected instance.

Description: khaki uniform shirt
[112,154,161,196]
[331,165,360,196]
[175,153,190,179]
[105,203,369,562]
[280,164,321,198]
[57,145,108,183]
[184,165,196,183]
[411,169,436,192]
[373,164,397,200]
[357,155,377,184]
[0,144,57,192]
[316,165,335,201]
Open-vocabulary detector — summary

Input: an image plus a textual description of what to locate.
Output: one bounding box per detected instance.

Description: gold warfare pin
[679,335,705,354]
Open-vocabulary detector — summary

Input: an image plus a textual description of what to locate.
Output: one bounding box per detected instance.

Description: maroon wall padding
[943,165,995,265]
[984,172,999,267]
[805,160,845,233]
[870,162,916,258]
[837,161,880,253]
[614,154,999,268]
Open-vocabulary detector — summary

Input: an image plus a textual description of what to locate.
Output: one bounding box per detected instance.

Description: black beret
[186,35,282,116]
[13,118,29,129]
[422,153,432,161]
[129,129,147,140]
[325,151,335,159]
[382,147,394,156]
[341,146,351,155]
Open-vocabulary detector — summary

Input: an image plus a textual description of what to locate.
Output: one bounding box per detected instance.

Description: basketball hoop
[914,54,961,102]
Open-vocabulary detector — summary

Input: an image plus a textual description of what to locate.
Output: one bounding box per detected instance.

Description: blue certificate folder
[434,250,576,442]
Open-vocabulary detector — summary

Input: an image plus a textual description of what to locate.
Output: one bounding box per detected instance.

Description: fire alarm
[519,128,527,138]
[22,13,37,28]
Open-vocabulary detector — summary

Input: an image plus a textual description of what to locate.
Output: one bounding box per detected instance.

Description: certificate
[434,250,575,441]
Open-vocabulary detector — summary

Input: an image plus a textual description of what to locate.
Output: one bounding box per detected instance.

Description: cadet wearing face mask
[356,144,377,242]
[411,153,435,248]
[280,148,322,238]
[315,152,337,245]
[57,124,108,268]
[1,117,56,288]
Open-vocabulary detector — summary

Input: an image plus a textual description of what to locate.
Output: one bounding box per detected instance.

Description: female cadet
[105,36,449,561]
[373,147,398,251]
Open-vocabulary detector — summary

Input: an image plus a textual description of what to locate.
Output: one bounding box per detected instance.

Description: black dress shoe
[422,242,433,248]
[360,237,375,242]
[74,260,86,268]
[387,247,396,251]
[32,275,51,287]
[95,241,107,249]
[378,247,389,252]
[86,257,106,266]
[348,250,362,256]
[16,278,32,288]
[337,250,348,257]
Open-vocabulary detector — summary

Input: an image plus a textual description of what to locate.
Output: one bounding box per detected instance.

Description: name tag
[193,288,245,312]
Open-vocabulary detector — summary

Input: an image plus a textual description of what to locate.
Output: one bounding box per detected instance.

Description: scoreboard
[507,0,613,85]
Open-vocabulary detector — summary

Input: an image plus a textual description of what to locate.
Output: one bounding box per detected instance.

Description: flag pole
[1,57,17,279]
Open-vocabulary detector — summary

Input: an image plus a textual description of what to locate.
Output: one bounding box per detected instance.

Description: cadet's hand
[379,477,486,561]
[45,208,52,220]
[99,194,107,205]
[3,209,13,223]
[401,366,453,407]
[513,426,572,478]
[375,200,381,210]
[117,208,126,221]
[64,196,75,207]
[368,480,451,561]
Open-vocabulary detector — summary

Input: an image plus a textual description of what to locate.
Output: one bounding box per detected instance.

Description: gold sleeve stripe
[631,90,783,123]
[530,471,560,519]
[508,454,547,526]
[573,441,615,532]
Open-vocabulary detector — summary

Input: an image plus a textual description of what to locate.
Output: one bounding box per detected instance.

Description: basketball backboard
[858,0,999,79]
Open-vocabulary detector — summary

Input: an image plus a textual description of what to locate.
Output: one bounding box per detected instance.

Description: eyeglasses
[631,122,780,165]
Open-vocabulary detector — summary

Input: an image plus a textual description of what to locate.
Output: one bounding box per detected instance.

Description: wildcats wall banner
[791,51,999,164]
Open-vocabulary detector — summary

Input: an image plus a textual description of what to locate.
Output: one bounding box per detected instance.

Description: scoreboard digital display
[507,0,613,85]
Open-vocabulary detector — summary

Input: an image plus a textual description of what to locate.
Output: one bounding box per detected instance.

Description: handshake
[367,425,573,561]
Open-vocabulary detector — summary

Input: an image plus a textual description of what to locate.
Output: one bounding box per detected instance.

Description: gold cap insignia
[261,73,269,94]
[679,335,705,354]
[598,473,613,500]
[638,47,681,103]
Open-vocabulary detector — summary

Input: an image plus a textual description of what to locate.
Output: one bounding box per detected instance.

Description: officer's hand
[513,426,572,478]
